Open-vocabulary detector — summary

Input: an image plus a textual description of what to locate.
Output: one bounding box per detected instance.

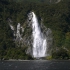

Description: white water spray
[31,12,47,58]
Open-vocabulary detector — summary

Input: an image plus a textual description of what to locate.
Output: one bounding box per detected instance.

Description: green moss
[45,56,52,60]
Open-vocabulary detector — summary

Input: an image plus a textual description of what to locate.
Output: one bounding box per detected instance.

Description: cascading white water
[31,12,47,58]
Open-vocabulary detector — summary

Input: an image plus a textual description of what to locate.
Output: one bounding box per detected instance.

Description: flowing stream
[31,12,47,58]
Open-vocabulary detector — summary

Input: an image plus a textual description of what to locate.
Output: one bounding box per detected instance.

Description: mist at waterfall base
[29,12,47,58]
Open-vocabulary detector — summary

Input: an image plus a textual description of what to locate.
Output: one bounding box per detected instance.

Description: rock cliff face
[8,12,53,58]
[9,21,24,47]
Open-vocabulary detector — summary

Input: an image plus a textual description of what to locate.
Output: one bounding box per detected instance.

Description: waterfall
[30,12,47,58]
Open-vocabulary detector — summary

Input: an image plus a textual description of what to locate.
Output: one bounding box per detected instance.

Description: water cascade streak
[31,12,47,58]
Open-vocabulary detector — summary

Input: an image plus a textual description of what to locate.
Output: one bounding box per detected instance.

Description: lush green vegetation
[0,0,70,60]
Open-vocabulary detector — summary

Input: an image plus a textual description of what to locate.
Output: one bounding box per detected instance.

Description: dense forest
[0,0,70,60]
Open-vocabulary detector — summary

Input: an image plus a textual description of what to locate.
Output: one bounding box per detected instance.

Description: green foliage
[52,48,69,59]
[45,56,52,60]
[0,0,70,60]
[64,32,70,49]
